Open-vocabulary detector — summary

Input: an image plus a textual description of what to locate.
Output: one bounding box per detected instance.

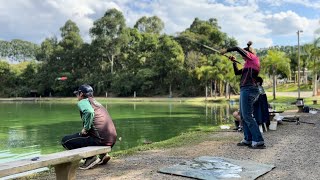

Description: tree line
[0,8,319,98]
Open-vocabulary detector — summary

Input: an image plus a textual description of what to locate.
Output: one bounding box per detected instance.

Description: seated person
[232,110,242,131]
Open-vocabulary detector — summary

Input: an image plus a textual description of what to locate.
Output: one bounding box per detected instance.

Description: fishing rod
[181,36,241,64]
[282,116,315,125]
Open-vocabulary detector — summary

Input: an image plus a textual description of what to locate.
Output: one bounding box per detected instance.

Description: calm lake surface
[0,101,238,163]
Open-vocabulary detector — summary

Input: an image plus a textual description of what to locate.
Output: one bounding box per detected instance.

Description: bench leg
[54,161,79,180]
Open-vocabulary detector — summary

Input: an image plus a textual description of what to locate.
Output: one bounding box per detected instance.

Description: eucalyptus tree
[36,37,59,62]
[152,35,184,97]
[134,16,164,34]
[261,49,291,99]
[0,61,17,97]
[18,61,39,96]
[176,18,237,97]
[59,20,83,74]
[0,40,38,62]
[135,32,160,95]
[90,8,128,74]
[310,37,320,96]
[300,44,314,84]
[59,20,83,50]
[109,28,144,96]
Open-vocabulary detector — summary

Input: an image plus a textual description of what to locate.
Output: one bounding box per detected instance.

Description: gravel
[37,110,320,180]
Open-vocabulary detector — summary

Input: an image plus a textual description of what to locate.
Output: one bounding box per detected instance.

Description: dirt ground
[39,110,319,180]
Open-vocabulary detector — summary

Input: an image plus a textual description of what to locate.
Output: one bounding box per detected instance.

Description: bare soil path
[37,110,320,180]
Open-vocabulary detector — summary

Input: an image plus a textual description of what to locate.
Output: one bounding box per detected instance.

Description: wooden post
[54,161,79,180]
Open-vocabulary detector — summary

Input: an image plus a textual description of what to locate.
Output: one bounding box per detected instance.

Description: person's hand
[228,55,236,62]
[220,48,227,55]
[81,128,87,135]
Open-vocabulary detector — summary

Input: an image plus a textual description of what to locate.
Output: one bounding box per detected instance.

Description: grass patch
[111,125,235,158]
[265,83,312,92]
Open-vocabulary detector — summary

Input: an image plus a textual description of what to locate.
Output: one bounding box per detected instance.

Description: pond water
[0,101,238,163]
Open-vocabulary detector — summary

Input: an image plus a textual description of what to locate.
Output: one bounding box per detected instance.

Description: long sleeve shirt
[228,47,260,87]
[77,99,94,131]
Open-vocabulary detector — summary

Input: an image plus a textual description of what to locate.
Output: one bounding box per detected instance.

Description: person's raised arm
[229,56,242,75]
[233,62,242,75]
[223,47,249,59]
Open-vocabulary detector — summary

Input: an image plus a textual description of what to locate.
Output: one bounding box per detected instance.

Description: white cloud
[264,11,310,35]
[259,0,320,9]
[0,0,318,48]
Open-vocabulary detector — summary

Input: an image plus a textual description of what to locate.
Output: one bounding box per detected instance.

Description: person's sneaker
[98,154,111,165]
[237,140,251,146]
[248,144,266,149]
[79,156,100,170]
[237,142,251,146]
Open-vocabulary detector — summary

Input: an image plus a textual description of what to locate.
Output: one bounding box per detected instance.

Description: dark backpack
[303,106,310,113]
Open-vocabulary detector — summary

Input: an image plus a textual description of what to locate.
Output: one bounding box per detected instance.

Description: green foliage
[261,49,291,77]
[265,83,311,92]
[59,20,83,50]
[134,16,164,34]
[90,8,128,74]
[9,12,316,98]
[0,39,39,62]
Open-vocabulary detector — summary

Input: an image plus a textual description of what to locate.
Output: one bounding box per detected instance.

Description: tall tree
[36,37,59,62]
[90,8,128,74]
[134,16,164,34]
[59,20,83,50]
[153,35,184,97]
[58,20,83,74]
[310,37,320,96]
[0,40,39,62]
[262,49,291,99]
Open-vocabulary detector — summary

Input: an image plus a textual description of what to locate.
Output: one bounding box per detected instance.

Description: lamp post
[297,30,303,99]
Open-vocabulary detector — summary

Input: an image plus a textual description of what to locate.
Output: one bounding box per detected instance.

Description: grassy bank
[265,83,312,92]
[111,126,233,158]
[28,126,237,179]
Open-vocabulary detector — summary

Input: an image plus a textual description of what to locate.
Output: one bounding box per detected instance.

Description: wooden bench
[0,146,111,180]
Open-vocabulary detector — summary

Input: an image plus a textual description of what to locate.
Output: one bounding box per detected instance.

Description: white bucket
[269,121,277,130]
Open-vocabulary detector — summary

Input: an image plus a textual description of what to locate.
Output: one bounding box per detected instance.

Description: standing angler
[221,41,265,149]
[61,84,117,169]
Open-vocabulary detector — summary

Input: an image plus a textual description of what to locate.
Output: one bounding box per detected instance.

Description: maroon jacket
[88,97,117,146]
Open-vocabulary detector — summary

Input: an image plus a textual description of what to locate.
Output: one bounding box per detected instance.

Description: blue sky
[0,0,319,48]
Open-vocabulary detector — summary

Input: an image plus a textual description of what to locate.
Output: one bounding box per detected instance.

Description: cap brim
[73,90,79,94]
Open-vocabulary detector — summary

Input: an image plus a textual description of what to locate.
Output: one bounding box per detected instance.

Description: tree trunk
[219,80,222,97]
[225,82,229,98]
[303,68,306,84]
[110,55,114,74]
[169,84,172,98]
[210,80,213,97]
[228,84,231,99]
[214,80,217,99]
[205,85,208,100]
[313,73,317,96]
[273,67,277,100]
[313,58,316,96]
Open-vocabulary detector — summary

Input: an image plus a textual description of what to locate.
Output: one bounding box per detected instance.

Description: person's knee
[61,136,68,149]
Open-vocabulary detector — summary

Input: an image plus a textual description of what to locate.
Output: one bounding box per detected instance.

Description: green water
[0,101,238,163]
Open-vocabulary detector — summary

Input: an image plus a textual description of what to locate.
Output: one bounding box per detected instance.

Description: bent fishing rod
[181,37,241,64]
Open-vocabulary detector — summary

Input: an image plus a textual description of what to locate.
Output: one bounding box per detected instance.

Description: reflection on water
[0,148,41,164]
[0,101,238,163]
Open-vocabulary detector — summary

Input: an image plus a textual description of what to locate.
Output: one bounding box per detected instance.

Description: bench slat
[0,146,111,177]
